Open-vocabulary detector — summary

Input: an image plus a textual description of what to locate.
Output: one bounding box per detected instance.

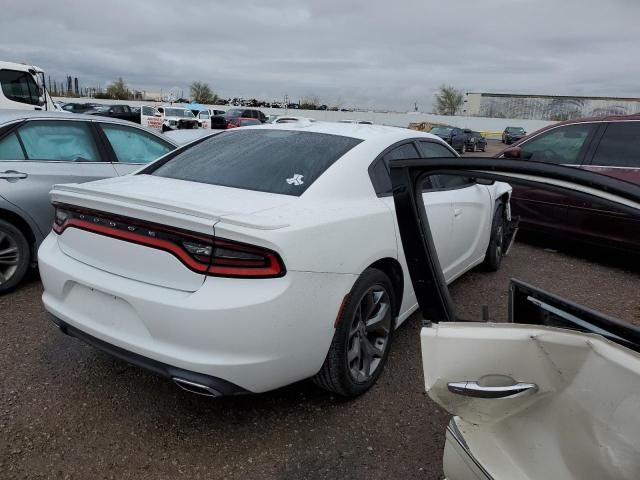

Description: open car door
[389,157,640,480]
[140,105,162,132]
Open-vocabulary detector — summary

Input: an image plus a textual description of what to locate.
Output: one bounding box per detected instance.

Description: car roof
[0,109,179,145]
[242,121,443,143]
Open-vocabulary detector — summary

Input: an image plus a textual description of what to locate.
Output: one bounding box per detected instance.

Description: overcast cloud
[1,0,639,111]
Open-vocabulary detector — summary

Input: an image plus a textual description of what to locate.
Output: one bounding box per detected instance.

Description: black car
[85,104,140,124]
[61,102,102,114]
[502,126,526,145]
[462,129,487,152]
[430,126,467,153]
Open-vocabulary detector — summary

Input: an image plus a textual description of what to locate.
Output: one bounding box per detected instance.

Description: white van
[0,61,57,111]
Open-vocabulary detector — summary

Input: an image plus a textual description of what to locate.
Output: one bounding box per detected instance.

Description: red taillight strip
[57,218,211,273]
[53,207,286,278]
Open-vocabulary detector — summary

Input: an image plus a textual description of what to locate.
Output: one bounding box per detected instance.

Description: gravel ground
[1,142,639,479]
[1,236,638,480]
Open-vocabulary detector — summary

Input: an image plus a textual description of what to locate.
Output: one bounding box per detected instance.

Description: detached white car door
[140,105,163,132]
[424,283,640,480]
[388,155,640,480]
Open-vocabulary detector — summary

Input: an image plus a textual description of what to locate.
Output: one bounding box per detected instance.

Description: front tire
[483,203,506,272]
[460,143,466,154]
[0,220,30,294]
[313,268,396,397]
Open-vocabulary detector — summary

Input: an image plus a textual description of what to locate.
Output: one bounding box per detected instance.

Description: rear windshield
[147,129,363,196]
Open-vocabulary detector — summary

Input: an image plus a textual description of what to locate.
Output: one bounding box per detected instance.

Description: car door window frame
[1,119,109,163]
[368,139,423,197]
[94,122,174,164]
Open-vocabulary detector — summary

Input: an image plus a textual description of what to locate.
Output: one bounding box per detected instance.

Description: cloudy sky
[1,0,639,111]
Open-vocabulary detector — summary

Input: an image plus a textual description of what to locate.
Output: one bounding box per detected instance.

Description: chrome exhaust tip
[172,377,222,397]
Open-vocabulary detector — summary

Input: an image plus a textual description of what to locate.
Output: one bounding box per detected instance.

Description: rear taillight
[52,204,285,278]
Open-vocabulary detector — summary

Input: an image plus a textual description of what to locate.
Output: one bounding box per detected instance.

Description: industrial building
[463,92,640,121]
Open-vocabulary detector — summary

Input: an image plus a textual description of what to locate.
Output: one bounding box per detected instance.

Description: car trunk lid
[50,175,292,291]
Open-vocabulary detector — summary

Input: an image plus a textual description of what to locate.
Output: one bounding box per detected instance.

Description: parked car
[502,126,526,144]
[39,123,512,398]
[154,106,200,132]
[224,108,267,123]
[0,110,177,293]
[211,108,267,129]
[268,116,316,124]
[60,102,101,114]
[226,117,262,128]
[85,104,140,123]
[498,115,640,251]
[430,126,467,153]
[462,129,487,152]
[388,155,640,480]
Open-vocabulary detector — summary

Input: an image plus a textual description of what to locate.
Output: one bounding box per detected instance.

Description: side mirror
[503,147,521,159]
[37,96,45,107]
[154,112,162,117]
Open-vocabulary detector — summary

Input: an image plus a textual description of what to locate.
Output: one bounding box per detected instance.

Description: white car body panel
[39,123,511,393]
[422,323,640,480]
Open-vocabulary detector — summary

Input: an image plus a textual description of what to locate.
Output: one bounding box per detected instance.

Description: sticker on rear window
[286,174,304,186]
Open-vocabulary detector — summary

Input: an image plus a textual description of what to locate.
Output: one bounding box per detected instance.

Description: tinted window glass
[0,69,40,106]
[149,130,362,196]
[101,124,173,163]
[417,141,467,189]
[0,133,26,159]
[141,106,155,116]
[592,122,640,168]
[418,141,455,158]
[383,143,419,161]
[520,123,593,164]
[17,121,99,161]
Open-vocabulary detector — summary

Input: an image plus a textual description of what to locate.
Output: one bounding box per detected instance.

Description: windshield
[0,69,40,106]
[148,129,362,196]
[430,127,452,135]
[507,127,526,133]
[165,108,195,118]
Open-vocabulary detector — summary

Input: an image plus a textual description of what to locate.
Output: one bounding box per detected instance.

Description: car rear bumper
[38,233,357,394]
[49,314,248,397]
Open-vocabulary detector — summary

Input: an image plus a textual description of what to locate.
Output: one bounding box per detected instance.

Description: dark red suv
[498,115,640,251]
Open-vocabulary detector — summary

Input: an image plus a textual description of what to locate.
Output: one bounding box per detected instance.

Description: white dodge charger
[39,123,512,397]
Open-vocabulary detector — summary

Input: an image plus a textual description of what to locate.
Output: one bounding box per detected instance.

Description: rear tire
[0,220,30,294]
[313,268,396,397]
[483,203,505,272]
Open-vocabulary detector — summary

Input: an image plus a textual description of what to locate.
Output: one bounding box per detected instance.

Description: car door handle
[454,208,462,217]
[0,171,28,180]
[447,381,538,399]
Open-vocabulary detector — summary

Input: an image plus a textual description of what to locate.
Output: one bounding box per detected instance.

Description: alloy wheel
[0,231,20,286]
[346,285,392,383]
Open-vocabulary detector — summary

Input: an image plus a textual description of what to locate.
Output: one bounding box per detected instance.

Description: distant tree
[106,78,130,100]
[190,81,220,104]
[300,96,320,110]
[434,85,464,115]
